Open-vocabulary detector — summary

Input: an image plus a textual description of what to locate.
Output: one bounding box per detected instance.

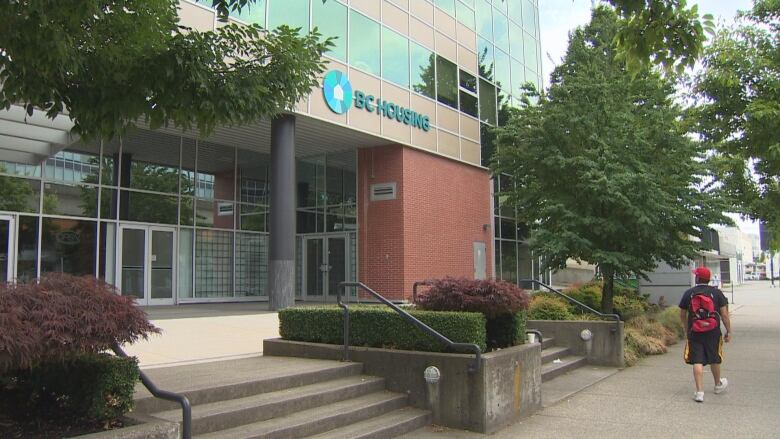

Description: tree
[0,1,332,142]
[493,8,729,313]
[694,0,780,251]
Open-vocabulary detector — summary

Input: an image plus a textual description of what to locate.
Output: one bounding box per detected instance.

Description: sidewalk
[403,281,780,438]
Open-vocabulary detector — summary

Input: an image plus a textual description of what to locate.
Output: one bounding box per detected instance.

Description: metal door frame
[116,224,176,306]
[0,214,16,282]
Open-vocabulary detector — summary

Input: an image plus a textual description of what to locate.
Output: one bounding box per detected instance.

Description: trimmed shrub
[1,353,139,427]
[279,306,487,353]
[415,278,530,350]
[657,306,686,340]
[624,327,667,356]
[563,282,602,312]
[0,273,159,372]
[415,277,529,316]
[528,295,575,320]
[613,295,647,321]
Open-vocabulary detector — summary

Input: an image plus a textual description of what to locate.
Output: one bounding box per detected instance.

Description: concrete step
[541,365,619,408]
[135,358,363,413]
[195,390,408,439]
[305,407,432,439]
[155,375,386,435]
[541,355,587,381]
[541,346,571,364]
[541,337,556,350]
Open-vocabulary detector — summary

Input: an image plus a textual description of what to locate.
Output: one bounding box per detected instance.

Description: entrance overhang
[0,105,78,164]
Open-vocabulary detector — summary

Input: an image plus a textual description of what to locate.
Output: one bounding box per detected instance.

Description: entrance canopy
[0,105,77,164]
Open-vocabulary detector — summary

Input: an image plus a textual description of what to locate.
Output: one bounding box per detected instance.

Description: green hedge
[1,353,139,425]
[279,306,487,353]
[485,311,527,350]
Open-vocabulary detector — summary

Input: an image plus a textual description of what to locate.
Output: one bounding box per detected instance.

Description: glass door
[327,236,346,300]
[302,235,349,301]
[118,225,175,305]
[0,215,15,283]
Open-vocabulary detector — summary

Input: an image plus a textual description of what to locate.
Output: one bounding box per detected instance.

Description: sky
[536,0,759,236]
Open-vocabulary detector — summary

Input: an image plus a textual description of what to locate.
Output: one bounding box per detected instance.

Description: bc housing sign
[322,70,430,132]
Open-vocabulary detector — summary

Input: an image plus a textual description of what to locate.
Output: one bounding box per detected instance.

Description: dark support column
[268,115,296,310]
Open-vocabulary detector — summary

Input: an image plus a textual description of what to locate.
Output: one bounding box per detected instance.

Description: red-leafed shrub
[0,273,159,372]
[415,277,530,351]
[416,277,530,317]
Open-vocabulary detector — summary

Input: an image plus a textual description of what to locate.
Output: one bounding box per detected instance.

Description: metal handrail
[112,343,192,439]
[521,279,621,331]
[338,281,482,373]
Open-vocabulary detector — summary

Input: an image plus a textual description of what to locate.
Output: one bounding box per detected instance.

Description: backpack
[689,289,720,333]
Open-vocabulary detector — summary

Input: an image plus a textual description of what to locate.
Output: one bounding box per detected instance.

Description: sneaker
[715,378,729,394]
[694,391,704,402]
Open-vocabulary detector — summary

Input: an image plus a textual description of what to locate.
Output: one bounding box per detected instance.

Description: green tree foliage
[607,0,714,74]
[694,0,780,250]
[0,1,332,142]
[493,8,729,313]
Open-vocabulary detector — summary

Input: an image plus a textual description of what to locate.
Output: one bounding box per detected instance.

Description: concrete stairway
[540,337,587,381]
[134,357,430,439]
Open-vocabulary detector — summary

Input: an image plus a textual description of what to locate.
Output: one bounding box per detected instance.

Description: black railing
[521,279,621,332]
[337,281,482,373]
[112,343,192,439]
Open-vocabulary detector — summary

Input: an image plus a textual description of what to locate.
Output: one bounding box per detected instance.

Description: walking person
[679,266,732,402]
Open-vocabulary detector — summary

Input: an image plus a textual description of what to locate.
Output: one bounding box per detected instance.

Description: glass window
[41,218,96,276]
[494,48,511,92]
[411,42,436,99]
[312,0,347,61]
[497,88,512,125]
[522,0,536,36]
[43,183,98,218]
[460,69,478,93]
[493,7,510,52]
[349,10,380,75]
[230,0,265,25]
[196,199,235,229]
[178,227,193,298]
[197,141,235,201]
[508,0,522,23]
[45,146,100,184]
[501,240,518,283]
[456,1,475,29]
[435,0,456,16]
[477,37,494,80]
[436,56,458,109]
[509,21,523,60]
[511,57,526,96]
[524,34,538,73]
[122,191,179,224]
[180,138,196,196]
[195,229,233,298]
[122,131,181,194]
[268,0,309,32]
[238,203,267,232]
[236,232,267,297]
[480,123,495,167]
[475,0,493,39]
[17,216,38,281]
[382,27,410,88]
[0,159,40,177]
[460,91,478,118]
[101,137,120,187]
[479,79,497,125]
[99,222,116,284]
[0,176,40,213]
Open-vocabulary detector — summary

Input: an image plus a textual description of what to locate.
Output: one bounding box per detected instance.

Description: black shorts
[684,331,724,365]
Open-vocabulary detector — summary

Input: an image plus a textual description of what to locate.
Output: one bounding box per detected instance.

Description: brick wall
[358,145,493,300]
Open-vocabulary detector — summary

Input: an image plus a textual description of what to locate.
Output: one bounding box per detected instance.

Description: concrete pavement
[403,281,780,438]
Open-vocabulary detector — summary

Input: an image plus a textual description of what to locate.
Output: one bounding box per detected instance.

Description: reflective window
[98,222,116,284]
[268,0,309,32]
[123,191,179,224]
[456,1,475,29]
[312,0,347,61]
[460,90,478,118]
[122,131,181,194]
[0,160,40,177]
[479,79,497,124]
[493,7,510,52]
[524,34,538,72]
[436,56,458,109]
[522,0,537,36]
[349,10,380,75]
[382,27,410,88]
[501,240,518,283]
[511,57,526,96]
[17,216,38,281]
[475,0,493,39]
[509,21,524,60]
[508,0,523,22]
[230,0,265,26]
[178,228,193,298]
[435,0,456,16]
[498,88,512,125]
[494,48,511,92]
[41,218,96,276]
[44,146,100,184]
[196,199,235,229]
[43,183,98,218]
[477,37,494,80]
[180,138,197,196]
[0,176,40,213]
[460,69,477,93]
[197,141,235,201]
[411,42,436,99]
[480,123,495,167]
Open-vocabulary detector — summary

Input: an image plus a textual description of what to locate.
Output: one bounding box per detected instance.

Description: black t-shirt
[679,284,729,334]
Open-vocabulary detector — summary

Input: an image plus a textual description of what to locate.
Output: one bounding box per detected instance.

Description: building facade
[0,0,544,304]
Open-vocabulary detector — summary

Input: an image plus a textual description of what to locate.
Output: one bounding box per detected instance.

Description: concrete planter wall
[263,338,541,434]
[527,320,624,367]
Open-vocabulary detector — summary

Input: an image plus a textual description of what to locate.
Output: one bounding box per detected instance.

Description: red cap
[693,266,711,281]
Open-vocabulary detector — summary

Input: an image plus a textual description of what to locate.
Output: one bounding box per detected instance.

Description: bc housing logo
[322,70,353,114]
